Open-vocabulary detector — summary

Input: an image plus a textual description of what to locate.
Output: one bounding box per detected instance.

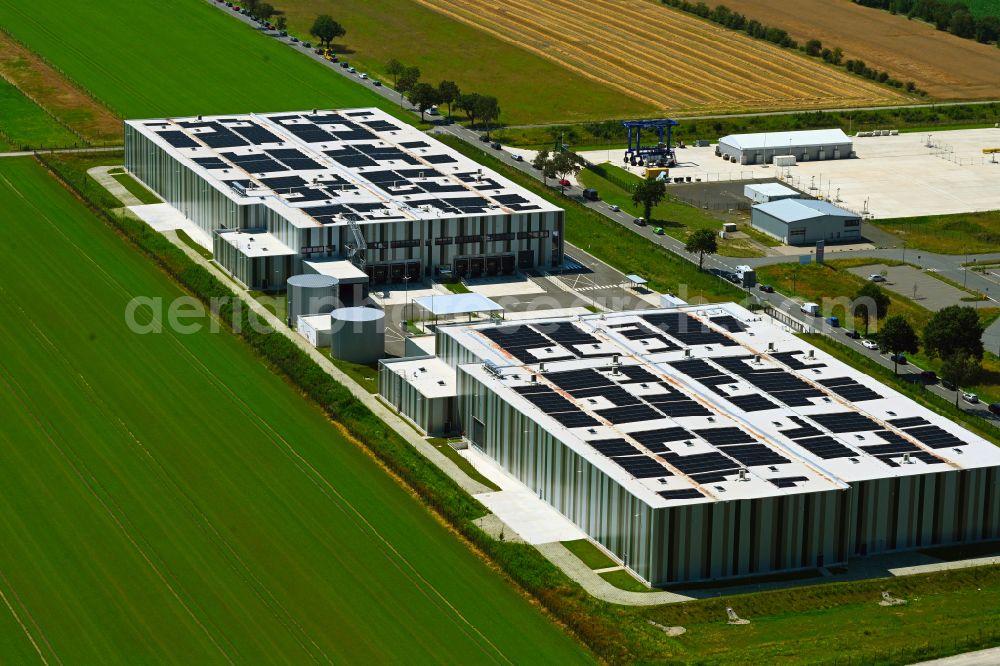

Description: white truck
[800,302,820,316]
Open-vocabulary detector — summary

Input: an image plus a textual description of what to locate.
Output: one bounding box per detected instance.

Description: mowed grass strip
[0,0,404,119]
[276,0,656,125]
[0,158,592,664]
[874,210,1000,255]
[0,78,78,149]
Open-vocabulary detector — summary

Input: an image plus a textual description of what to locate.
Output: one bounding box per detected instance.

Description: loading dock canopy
[413,293,504,317]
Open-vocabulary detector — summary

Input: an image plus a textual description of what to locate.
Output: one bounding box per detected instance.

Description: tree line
[241,0,287,31]
[384,59,501,131]
[661,0,924,94]
[854,0,1000,45]
[851,282,987,400]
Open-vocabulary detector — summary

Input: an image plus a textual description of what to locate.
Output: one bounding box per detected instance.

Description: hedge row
[35,152,644,663]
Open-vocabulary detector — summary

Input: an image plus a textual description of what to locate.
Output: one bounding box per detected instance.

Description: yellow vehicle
[983,148,1000,154]
[644,166,669,180]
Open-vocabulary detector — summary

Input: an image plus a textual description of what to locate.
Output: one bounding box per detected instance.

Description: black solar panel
[158,130,199,148]
[670,359,722,379]
[597,404,663,425]
[694,427,754,446]
[903,425,966,449]
[710,315,747,333]
[721,444,790,468]
[630,428,694,452]
[546,369,610,391]
[644,312,736,347]
[793,435,855,459]
[662,451,737,475]
[780,416,823,440]
[231,124,281,145]
[587,439,640,457]
[658,488,704,500]
[889,416,930,429]
[771,476,808,488]
[424,153,458,164]
[615,365,659,384]
[223,152,288,174]
[809,412,882,433]
[613,455,673,479]
[644,396,712,418]
[609,322,681,351]
[192,156,228,169]
[772,351,826,370]
[199,127,248,148]
[573,386,640,407]
[727,394,780,412]
[818,377,882,402]
[533,322,601,352]
[480,325,571,363]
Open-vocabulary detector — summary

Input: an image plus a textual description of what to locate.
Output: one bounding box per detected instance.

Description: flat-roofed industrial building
[124,108,564,291]
[752,198,862,246]
[381,305,1000,585]
[719,129,853,165]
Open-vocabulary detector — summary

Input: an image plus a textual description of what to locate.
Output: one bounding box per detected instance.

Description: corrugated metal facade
[125,124,565,290]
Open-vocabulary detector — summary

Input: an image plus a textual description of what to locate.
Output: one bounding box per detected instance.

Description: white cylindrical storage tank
[330,307,385,364]
[287,274,339,326]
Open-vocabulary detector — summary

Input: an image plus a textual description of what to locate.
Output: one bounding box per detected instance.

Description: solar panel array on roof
[859,430,940,467]
[793,435,856,459]
[608,321,681,351]
[481,326,572,363]
[198,124,249,149]
[513,384,600,428]
[658,488,704,500]
[727,394,780,412]
[630,427,694,452]
[663,451,738,479]
[612,455,673,478]
[902,425,965,449]
[586,438,640,457]
[818,377,882,402]
[534,322,603,356]
[159,130,200,148]
[230,124,281,146]
[192,156,228,169]
[223,152,287,175]
[644,312,736,347]
[771,476,809,488]
[809,412,882,433]
[714,356,824,407]
[597,404,663,425]
[710,315,747,333]
[771,350,827,370]
[888,416,930,429]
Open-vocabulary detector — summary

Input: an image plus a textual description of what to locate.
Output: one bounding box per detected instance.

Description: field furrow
[414,0,907,114]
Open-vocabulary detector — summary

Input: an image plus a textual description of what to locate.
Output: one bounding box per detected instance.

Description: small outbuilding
[751,199,862,246]
[743,182,799,204]
[718,129,852,165]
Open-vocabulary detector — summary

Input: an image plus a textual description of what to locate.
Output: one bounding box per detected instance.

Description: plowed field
[720,0,1000,100]
[413,0,907,114]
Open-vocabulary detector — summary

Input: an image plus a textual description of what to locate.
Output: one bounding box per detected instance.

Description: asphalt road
[212,2,1000,423]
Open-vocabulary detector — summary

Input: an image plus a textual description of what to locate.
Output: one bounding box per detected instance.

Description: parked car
[633,217,646,226]
[988,402,1000,415]
[279,30,288,36]
[862,339,879,350]
[290,36,299,42]
[652,226,664,235]
[340,61,349,69]
[479,134,489,142]
[725,272,741,284]
[315,48,324,55]
[963,391,980,404]
[348,66,357,73]
[890,353,908,365]
[869,274,886,282]
[557,178,571,187]
[919,370,937,382]
[608,204,620,212]
[512,154,524,162]
[942,379,956,390]
[372,80,382,87]
[490,141,502,150]
[844,329,861,339]
[359,73,368,79]
[758,283,774,293]
[303,42,312,48]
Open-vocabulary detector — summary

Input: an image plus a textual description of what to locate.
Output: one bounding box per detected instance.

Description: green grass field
[109,170,161,204]
[874,210,1000,255]
[578,165,766,258]
[965,0,1000,17]
[0,78,78,149]
[0,0,406,120]
[0,157,591,663]
[275,0,656,125]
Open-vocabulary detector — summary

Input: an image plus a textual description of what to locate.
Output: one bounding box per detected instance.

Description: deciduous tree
[685,228,718,271]
[310,15,345,48]
[631,178,666,222]
[879,315,919,373]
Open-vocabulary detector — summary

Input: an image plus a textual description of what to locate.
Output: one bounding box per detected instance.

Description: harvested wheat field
[412,0,908,114]
[720,0,1000,100]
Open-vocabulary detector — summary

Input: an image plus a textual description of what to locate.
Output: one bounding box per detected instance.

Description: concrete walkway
[0,145,122,158]
[87,166,143,207]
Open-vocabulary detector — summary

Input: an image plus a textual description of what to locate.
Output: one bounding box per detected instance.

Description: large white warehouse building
[381,304,1000,585]
[719,128,853,165]
[124,108,564,290]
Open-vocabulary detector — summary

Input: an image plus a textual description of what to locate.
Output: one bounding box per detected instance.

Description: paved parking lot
[847,263,972,311]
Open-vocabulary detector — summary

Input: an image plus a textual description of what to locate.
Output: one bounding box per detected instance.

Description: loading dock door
[373,264,389,284]
[518,249,534,269]
[501,254,515,275]
[454,258,469,278]
[390,262,405,283]
[470,256,484,278]
[405,260,421,280]
[485,255,500,276]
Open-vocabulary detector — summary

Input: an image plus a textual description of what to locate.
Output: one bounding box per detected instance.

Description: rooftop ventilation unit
[539,362,546,373]
[902,453,913,464]
[483,359,504,379]
[683,348,692,358]
[738,469,749,482]
[767,342,775,352]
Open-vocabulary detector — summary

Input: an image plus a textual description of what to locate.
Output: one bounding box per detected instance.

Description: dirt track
[413,0,907,114]
[719,0,1000,100]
